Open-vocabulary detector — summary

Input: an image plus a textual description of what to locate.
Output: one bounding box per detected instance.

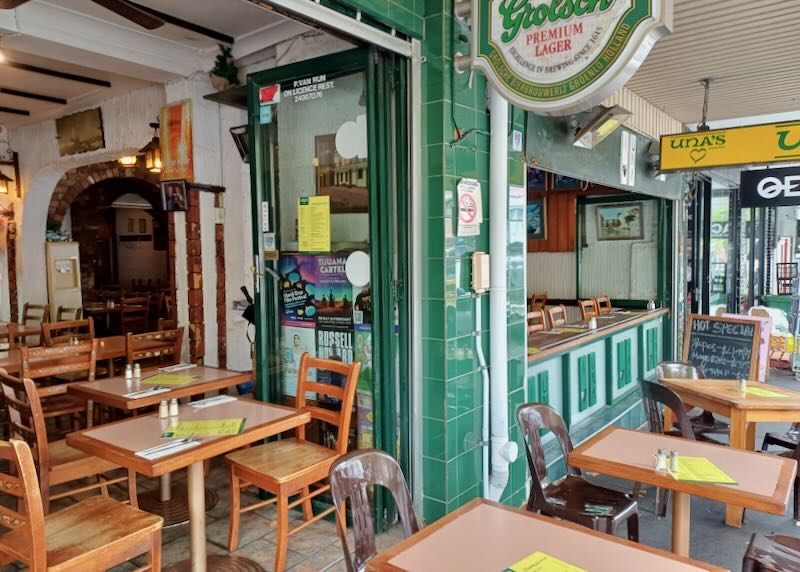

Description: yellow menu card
[670,456,737,485]
[746,387,788,399]
[298,195,331,252]
[161,418,246,438]
[142,373,197,386]
[504,551,586,572]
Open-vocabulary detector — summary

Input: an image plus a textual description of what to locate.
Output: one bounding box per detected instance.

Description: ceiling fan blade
[90,0,164,30]
[0,0,32,9]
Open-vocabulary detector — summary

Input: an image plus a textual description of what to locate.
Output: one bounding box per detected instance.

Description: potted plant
[209,44,239,91]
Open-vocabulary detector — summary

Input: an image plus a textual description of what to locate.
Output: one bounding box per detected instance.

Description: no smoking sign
[457,178,482,237]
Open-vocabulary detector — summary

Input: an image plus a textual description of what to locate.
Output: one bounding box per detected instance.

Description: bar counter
[527,308,669,428]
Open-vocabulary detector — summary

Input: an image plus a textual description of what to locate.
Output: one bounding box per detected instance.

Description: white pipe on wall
[474,292,490,498]
[487,85,518,501]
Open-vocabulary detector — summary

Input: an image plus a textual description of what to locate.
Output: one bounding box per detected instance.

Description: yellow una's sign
[660,121,800,172]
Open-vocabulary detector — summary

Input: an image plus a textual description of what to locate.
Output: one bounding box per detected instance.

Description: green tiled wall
[334,0,424,38]
[420,1,529,522]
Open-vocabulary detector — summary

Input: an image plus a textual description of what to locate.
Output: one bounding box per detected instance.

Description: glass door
[246,48,410,512]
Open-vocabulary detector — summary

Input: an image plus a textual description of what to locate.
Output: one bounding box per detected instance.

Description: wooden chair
[743,533,800,571]
[120,294,150,334]
[157,318,178,331]
[595,295,612,315]
[761,428,800,520]
[226,353,361,571]
[578,299,598,320]
[0,439,161,571]
[6,324,32,351]
[526,310,547,334]
[56,305,82,321]
[528,292,547,311]
[546,304,567,328]
[126,327,184,371]
[22,303,50,326]
[516,403,639,541]
[656,361,729,438]
[162,293,176,321]
[41,318,95,347]
[0,370,137,513]
[329,449,421,572]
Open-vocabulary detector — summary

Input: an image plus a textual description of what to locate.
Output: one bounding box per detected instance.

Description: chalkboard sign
[683,314,761,380]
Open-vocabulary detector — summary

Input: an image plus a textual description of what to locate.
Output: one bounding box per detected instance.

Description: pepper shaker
[133,363,142,381]
[169,398,179,417]
[158,400,168,419]
[669,450,679,473]
[655,448,667,471]
[124,364,133,381]
[739,378,748,393]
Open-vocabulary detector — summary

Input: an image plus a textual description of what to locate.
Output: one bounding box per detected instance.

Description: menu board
[683,314,760,380]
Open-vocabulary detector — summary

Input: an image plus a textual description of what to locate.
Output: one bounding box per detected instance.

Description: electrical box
[471,252,490,293]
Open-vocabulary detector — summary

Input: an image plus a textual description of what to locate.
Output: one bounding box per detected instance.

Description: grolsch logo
[757,174,800,199]
[740,166,800,208]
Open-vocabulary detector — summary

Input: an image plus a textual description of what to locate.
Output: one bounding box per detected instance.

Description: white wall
[114,207,167,289]
[526,252,576,299]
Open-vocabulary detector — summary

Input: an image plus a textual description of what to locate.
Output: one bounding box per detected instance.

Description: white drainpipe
[487,85,518,501]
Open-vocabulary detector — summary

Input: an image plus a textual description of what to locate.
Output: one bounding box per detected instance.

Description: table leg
[726,410,747,527]
[663,409,675,434]
[672,491,691,557]
[188,461,206,572]
[160,473,172,502]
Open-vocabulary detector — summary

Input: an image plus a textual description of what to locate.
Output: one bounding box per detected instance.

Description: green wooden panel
[625,340,632,386]
[539,371,550,404]
[588,354,597,407]
[616,341,625,389]
[578,355,589,412]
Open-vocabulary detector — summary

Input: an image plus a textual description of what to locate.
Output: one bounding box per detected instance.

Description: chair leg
[627,512,639,542]
[128,470,139,508]
[656,487,669,518]
[227,465,241,552]
[98,474,110,497]
[275,491,289,572]
[794,476,800,520]
[336,498,347,537]
[301,486,313,521]
[149,528,162,571]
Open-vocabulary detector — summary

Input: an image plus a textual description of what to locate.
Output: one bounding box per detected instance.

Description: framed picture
[527,166,547,192]
[527,198,546,240]
[596,202,644,241]
[55,108,105,156]
[553,173,582,190]
[314,132,368,213]
[161,180,187,212]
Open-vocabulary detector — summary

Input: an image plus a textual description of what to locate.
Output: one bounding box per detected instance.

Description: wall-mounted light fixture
[0,171,12,195]
[572,105,631,149]
[140,121,162,173]
[118,155,138,168]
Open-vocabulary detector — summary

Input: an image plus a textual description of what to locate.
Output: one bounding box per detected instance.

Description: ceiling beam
[0,86,67,104]
[125,1,235,45]
[2,61,111,88]
[0,106,30,116]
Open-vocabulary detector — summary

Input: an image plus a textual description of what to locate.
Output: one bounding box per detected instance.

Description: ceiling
[627,0,800,125]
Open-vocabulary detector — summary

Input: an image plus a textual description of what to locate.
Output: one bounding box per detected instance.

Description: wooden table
[67,398,309,572]
[368,498,726,572]
[569,427,796,558]
[662,377,800,527]
[0,321,41,341]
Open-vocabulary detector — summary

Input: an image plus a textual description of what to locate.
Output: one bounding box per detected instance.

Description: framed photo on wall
[527,167,547,192]
[553,173,582,190]
[596,202,644,241]
[161,180,187,212]
[527,198,546,240]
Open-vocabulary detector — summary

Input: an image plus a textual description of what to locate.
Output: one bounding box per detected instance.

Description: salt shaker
[655,448,667,471]
[739,378,748,393]
[158,400,168,419]
[588,317,597,330]
[169,398,179,417]
[133,363,142,381]
[669,450,679,473]
[124,364,133,381]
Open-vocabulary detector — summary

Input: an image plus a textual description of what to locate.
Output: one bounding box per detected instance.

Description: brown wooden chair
[6,324,32,351]
[162,293,176,321]
[157,318,178,331]
[120,294,150,333]
[0,370,137,513]
[761,428,800,520]
[546,304,567,328]
[595,295,612,315]
[55,305,82,321]
[329,449,421,572]
[0,439,161,571]
[526,310,547,334]
[528,292,547,311]
[656,361,729,438]
[126,327,184,371]
[578,299,598,320]
[516,403,639,541]
[743,533,800,571]
[226,353,361,571]
[22,303,50,326]
[41,318,95,347]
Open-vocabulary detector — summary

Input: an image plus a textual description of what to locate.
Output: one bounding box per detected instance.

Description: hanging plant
[210,44,239,91]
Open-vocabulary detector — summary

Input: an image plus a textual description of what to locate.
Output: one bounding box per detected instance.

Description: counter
[527,308,669,428]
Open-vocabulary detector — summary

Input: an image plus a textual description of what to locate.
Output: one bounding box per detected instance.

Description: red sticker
[259,84,281,105]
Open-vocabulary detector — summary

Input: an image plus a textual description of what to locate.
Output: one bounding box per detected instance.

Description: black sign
[684,314,760,380]
[741,166,800,207]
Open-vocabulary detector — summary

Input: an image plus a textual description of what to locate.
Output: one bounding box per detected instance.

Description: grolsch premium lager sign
[740,166,800,208]
[470,0,673,115]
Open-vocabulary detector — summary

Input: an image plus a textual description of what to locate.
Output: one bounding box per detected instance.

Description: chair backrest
[578,299,598,320]
[121,294,151,333]
[639,379,696,439]
[41,318,95,347]
[516,403,579,508]
[162,293,176,321]
[529,292,547,311]
[329,449,420,572]
[20,341,97,383]
[157,318,178,331]
[56,306,82,322]
[527,310,546,334]
[546,304,567,328]
[296,352,361,455]
[126,327,184,369]
[6,323,32,351]
[22,303,49,326]
[595,295,612,315]
[0,439,47,569]
[656,361,704,381]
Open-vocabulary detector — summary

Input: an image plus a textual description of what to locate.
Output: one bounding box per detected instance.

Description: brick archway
[47,161,160,228]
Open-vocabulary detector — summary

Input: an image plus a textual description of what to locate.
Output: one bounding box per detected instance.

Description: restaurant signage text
[660,121,800,172]
[740,166,800,208]
[470,0,673,115]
